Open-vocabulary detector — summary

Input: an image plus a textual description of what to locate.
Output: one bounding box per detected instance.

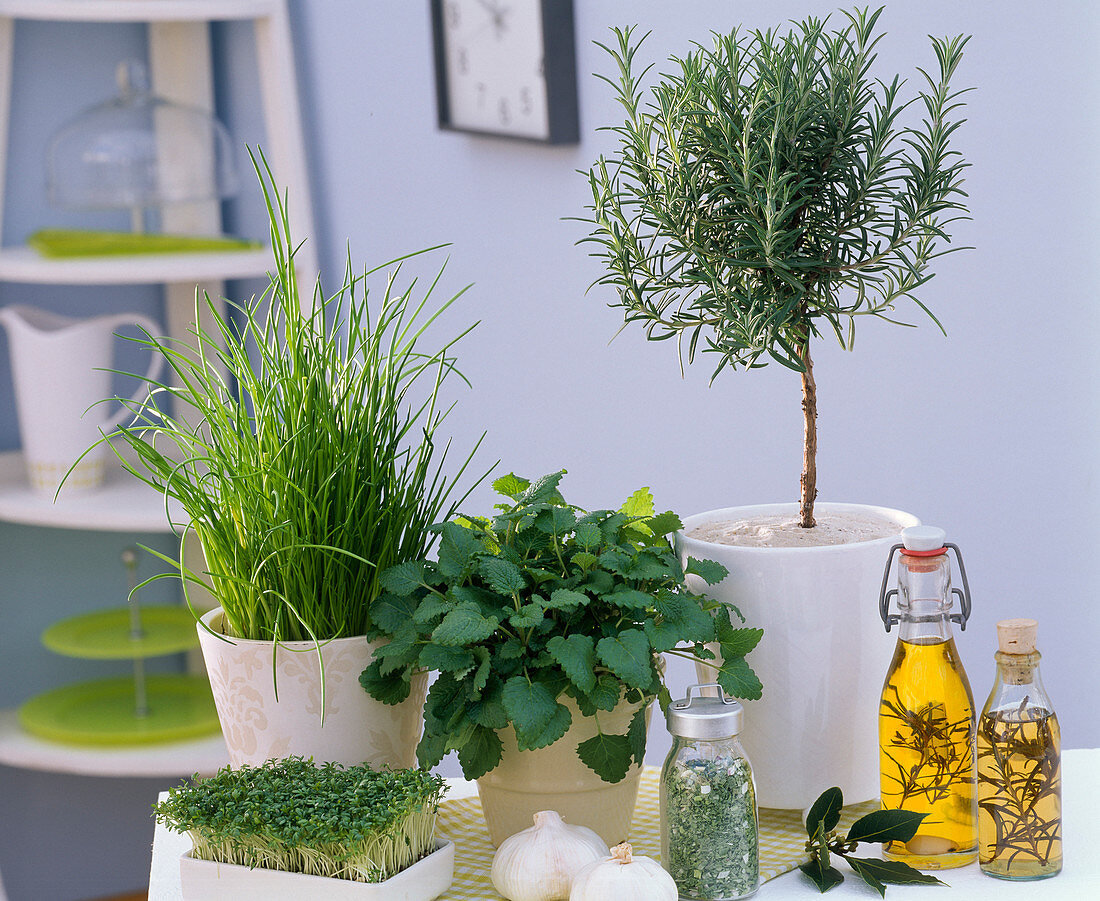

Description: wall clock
[430,0,579,143]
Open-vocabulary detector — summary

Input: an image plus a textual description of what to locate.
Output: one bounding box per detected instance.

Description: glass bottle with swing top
[877,525,977,869]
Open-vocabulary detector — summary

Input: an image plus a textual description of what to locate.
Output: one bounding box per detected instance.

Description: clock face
[437,0,552,140]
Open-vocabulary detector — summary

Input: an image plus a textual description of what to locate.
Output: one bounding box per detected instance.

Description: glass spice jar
[660,683,758,900]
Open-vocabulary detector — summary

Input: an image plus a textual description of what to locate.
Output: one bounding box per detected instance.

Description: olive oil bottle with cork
[977,618,1062,880]
[877,525,977,869]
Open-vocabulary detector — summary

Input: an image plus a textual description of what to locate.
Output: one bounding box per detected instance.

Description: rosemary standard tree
[582,8,971,527]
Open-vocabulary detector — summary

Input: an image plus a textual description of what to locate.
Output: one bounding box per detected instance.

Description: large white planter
[197,608,429,769]
[677,502,918,809]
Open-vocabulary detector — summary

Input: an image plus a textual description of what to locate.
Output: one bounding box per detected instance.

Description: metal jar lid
[665,683,744,740]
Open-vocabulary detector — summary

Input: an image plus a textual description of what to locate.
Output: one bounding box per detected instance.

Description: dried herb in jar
[665,753,758,899]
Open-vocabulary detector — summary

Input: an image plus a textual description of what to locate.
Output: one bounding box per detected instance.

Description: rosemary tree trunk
[800,341,818,528]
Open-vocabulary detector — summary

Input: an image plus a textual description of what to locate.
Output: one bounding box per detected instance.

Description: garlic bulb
[569,843,678,901]
[491,810,610,901]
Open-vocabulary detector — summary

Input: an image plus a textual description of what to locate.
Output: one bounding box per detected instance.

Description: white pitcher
[0,304,163,496]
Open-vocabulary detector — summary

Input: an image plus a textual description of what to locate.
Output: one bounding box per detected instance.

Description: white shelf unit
[0,0,314,777]
[0,245,273,285]
[0,709,226,777]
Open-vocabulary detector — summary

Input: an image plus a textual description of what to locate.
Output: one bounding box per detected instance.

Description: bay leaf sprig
[801,787,948,896]
[359,471,763,784]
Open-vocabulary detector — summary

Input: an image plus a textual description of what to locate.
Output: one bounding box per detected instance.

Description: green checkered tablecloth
[436,765,877,900]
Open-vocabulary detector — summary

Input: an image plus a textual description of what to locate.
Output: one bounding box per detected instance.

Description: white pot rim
[678,501,919,556]
[198,606,370,650]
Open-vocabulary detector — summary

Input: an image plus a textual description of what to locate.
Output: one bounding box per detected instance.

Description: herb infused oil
[977,619,1061,880]
[878,526,977,869]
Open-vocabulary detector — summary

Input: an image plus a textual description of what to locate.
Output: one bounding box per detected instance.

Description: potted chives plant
[361,471,762,846]
[95,154,484,768]
[580,8,971,807]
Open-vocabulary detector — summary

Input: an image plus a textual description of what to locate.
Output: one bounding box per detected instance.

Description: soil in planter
[686,510,899,548]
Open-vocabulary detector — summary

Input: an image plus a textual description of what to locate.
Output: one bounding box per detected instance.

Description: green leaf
[799,859,845,893]
[596,630,652,689]
[359,660,411,705]
[502,677,558,742]
[604,587,654,610]
[468,646,492,695]
[436,521,482,579]
[519,471,565,505]
[646,511,683,536]
[620,486,655,519]
[379,561,428,596]
[806,786,844,838]
[457,725,504,780]
[716,654,763,700]
[717,626,764,658]
[493,472,530,500]
[684,557,728,584]
[478,556,526,594]
[372,625,419,675]
[576,732,633,783]
[547,634,598,694]
[469,696,508,729]
[416,727,449,770]
[842,857,947,895]
[571,551,599,572]
[846,809,929,846]
[424,673,465,730]
[509,602,545,628]
[575,521,602,549]
[627,705,648,766]
[369,592,417,634]
[544,588,589,612]
[418,643,474,674]
[517,703,572,751]
[430,602,499,646]
[412,594,455,626]
[588,674,622,712]
[647,593,715,650]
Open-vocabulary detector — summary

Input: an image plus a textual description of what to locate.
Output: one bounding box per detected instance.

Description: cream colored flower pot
[677,503,918,809]
[197,608,428,769]
[477,693,651,847]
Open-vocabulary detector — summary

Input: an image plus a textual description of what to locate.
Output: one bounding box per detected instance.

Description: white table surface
[148,750,1100,900]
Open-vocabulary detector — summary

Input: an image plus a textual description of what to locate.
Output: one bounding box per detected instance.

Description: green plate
[19,675,220,746]
[42,606,199,659]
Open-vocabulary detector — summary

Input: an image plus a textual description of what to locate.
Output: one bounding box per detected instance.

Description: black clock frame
[429,0,580,144]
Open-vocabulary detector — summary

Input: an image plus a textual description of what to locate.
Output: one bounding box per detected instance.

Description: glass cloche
[46,59,238,230]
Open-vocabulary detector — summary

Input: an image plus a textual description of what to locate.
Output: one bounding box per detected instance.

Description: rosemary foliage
[580,7,971,523]
[154,758,446,882]
[360,471,763,783]
[977,707,1062,870]
[880,686,974,808]
[97,151,485,641]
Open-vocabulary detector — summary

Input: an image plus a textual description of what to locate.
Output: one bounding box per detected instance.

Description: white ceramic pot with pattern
[197,607,428,769]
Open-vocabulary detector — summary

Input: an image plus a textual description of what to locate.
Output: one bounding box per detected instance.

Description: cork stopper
[997,618,1037,654]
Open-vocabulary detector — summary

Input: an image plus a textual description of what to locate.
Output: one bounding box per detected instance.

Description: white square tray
[179,839,454,901]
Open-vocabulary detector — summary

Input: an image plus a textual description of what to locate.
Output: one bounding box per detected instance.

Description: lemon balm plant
[361,471,762,844]
[86,154,485,767]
